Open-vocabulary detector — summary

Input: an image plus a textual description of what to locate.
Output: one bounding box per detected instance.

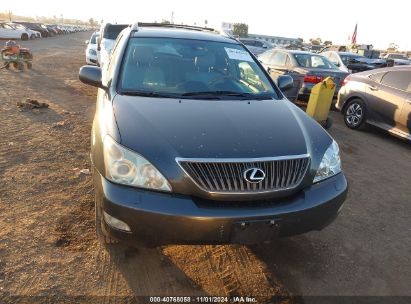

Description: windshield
[389,54,407,60]
[90,33,99,44]
[294,54,337,69]
[341,54,364,65]
[119,38,278,99]
[103,25,127,40]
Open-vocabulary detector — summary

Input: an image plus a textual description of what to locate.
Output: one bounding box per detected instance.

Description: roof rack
[130,22,219,33]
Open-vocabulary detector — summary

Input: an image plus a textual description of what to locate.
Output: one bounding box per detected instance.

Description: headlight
[314,140,341,183]
[103,135,171,192]
[89,49,97,55]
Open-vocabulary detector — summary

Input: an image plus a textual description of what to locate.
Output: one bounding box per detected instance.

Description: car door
[0,24,12,38]
[366,70,409,130]
[265,51,288,81]
[398,79,411,136]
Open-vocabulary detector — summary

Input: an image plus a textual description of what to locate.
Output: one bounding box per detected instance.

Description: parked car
[97,23,128,67]
[381,53,411,66]
[78,23,347,247]
[336,66,411,141]
[239,38,273,55]
[0,22,31,40]
[259,49,349,101]
[16,22,50,38]
[322,51,386,73]
[85,31,99,65]
[6,22,40,39]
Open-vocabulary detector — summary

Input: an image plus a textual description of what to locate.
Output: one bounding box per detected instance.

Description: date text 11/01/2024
[149,296,258,303]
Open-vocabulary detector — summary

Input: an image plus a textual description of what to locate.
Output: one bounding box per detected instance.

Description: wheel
[12,62,18,69]
[17,62,24,71]
[21,33,29,41]
[26,62,32,69]
[343,98,367,129]
[95,193,117,246]
[4,63,10,69]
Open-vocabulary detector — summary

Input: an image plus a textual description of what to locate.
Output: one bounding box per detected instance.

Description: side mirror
[277,75,293,91]
[333,61,340,67]
[79,66,104,88]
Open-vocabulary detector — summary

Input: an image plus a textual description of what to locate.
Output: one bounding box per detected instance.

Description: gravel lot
[0,32,410,303]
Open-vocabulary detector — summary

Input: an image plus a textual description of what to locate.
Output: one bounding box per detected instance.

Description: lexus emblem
[243,168,266,183]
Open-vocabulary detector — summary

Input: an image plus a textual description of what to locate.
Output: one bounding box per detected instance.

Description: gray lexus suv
[79,23,348,247]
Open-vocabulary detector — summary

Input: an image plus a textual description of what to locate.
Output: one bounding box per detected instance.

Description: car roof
[276,49,323,56]
[337,52,363,56]
[358,65,411,76]
[131,27,237,44]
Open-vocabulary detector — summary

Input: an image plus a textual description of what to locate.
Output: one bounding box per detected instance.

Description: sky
[3,0,410,50]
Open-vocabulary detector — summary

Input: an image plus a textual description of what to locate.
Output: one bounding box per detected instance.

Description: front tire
[21,33,29,41]
[343,98,367,129]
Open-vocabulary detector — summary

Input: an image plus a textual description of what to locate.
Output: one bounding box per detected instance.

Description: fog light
[103,211,131,232]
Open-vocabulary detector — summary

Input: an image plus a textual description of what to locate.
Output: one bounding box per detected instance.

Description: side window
[254,41,263,48]
[258,51,273,64]
[329,53,339,64]
[381,71,411,91]
[270,52,287,66]
[106,34,123,79]
[285,55,291,67]
[369,72,386,83]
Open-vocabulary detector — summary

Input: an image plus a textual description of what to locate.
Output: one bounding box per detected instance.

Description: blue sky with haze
[4,0,410,50]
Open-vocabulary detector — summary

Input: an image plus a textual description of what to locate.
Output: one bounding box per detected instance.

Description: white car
[0,22,31,40]
[85,31,100,65]
[97,23,128,67]
[381,53,411,66]
[7,22,40,39]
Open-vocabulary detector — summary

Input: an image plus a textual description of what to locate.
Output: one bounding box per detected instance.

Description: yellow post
[306,77,336,126]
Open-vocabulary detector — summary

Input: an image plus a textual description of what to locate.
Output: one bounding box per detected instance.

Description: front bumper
[94,170,348,246]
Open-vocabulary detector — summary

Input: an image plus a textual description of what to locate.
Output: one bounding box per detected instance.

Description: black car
[322,51,387,73]
[259,50,349,101]
[336,66,411,141]
[16,22,50,38]
[79,23,347,247]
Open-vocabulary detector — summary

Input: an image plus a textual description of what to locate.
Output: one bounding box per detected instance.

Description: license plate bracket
[230,218,280,244]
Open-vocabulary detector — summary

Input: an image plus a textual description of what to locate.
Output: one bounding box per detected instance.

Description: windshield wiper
[182,91,275,100]
[182,91,250,97]
[120,90,179,98]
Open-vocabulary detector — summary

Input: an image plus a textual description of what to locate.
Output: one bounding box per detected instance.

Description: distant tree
[324,40,333,46]
[89,18,96,26]
[161,19,171,24]
[297,38,304,44]
[309,38,321,45]
[233,23,249,38]
[387,43,399,51]
[7,10,12,21]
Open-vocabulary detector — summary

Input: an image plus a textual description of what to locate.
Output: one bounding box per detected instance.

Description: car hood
[110,95,333,199]
[112,95,331,161]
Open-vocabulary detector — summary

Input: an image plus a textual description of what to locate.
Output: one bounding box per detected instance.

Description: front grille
[178,155,310,193]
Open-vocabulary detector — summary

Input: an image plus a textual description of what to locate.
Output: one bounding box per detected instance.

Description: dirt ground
[0,32,410,303]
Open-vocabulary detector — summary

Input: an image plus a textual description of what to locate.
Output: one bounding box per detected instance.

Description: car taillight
[341,75,351,86]
[303,75,324,83]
